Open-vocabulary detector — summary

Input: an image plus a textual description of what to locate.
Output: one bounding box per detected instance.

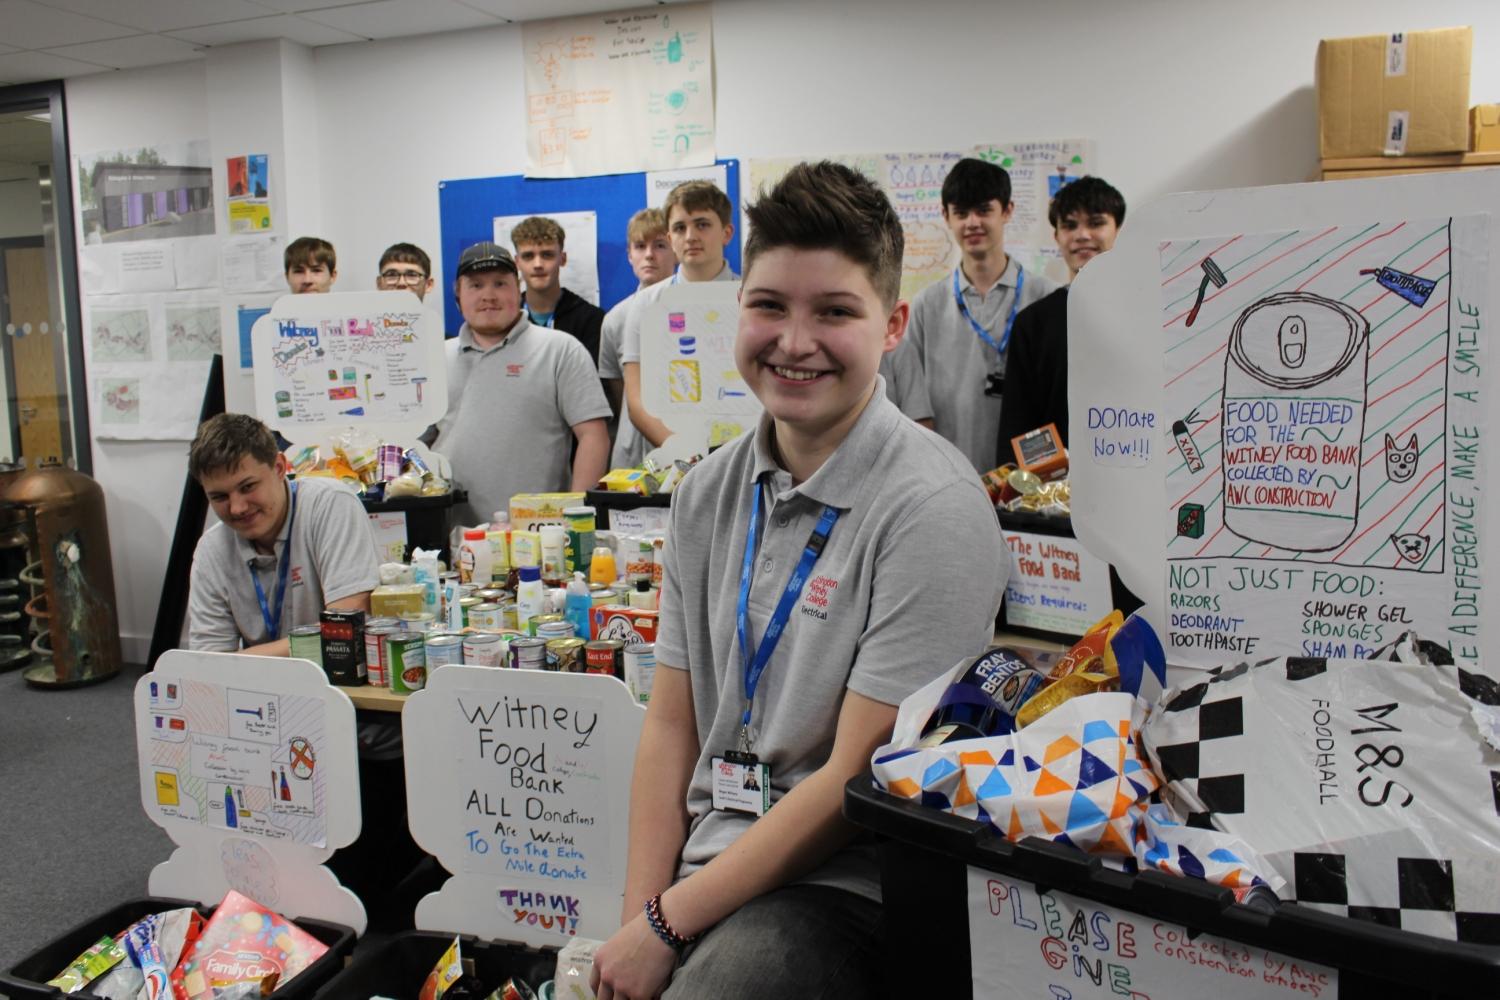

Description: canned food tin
[475,588,506,604]
[388,634,427,693]
[366,616,401,631]
[499,602,520,630]
[377,443,404,481]
[589,584,614,608]
[289,625,323,665]
[536,620,576,642]
[584,639,624,677]
[425,633,464,668]
[320,609,366,686]
[458,595,481,627]
[510,636,548,670]
[399,612,438,632]
[365,625,400,687]
[497,978,536,1000]
[624,642,656,703]
[469,602,505,631]
[462,632,504,667]
[529,613,565,638]
[547,637,587,672]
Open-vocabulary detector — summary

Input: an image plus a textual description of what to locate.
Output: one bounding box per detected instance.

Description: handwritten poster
[84,292,219,439]
[523,3,714,178]
[1002,528,1114,637]
[406,667,645,948]
[967,869,1337,999]
[141,674,328,847]
[638,281,758,452]
[1160,216,1487,664]
[748,140,1092,299]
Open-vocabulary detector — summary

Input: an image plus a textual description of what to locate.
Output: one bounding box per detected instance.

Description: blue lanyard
[250,480,298,642]
[735,481,839,748]
[953,264,1024,359]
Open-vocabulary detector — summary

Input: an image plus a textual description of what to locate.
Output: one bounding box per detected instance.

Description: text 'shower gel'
[1221,291,1368,551]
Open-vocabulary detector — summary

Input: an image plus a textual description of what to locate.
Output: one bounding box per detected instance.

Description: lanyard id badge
[250,480,299,642]
[953,265,1024,392]
[715,483,839,816]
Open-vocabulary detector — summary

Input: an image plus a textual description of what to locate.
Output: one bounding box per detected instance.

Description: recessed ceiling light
[24,112,51,124]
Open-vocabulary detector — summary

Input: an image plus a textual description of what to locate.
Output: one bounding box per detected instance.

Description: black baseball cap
[456,241,516,277]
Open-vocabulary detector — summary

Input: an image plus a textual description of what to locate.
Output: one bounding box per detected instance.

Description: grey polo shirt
[433,317,612,525]
[881,256,1056,471]
[656,380,1008,902]
[188,476,380,650]
[599,286,646,470]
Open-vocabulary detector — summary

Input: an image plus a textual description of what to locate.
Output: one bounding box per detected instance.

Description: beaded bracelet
[644,892,697,953]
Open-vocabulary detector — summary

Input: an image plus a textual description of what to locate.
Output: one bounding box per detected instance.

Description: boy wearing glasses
[376,243,435,301]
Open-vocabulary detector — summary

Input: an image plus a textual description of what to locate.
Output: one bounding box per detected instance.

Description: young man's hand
[590,912,678,1000]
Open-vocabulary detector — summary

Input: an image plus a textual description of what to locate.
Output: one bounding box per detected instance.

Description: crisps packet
[419,936,464,1000]
[47,936,127,994]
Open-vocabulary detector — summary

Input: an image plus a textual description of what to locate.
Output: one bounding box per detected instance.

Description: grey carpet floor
[0,665,173,976]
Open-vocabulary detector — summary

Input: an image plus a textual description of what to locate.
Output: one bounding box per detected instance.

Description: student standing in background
[375,242,436,302]
[284,236,337,294]
[599,208,677,469]
[511,215,606,364]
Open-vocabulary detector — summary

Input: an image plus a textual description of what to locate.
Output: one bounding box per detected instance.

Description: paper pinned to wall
[84,292,216,440]
[222,234,286,294]
[494,210,600,306]
[522,3,715,178]
[645,163,728,208]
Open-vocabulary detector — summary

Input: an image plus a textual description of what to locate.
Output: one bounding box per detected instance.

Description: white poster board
[494,210,601,307]
[1069,171,1499,678]
[639,281,756,453]
[404,667,645,948]
[522,3,715,178]
[1001,527,1113,638]
[136,650,366,933]
[250,290,447,448]
[967,869,1336,999]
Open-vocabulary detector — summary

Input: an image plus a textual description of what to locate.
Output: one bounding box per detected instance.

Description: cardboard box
[1471,104,1500,152]
[1316,27,1472,158]
[508,491,585,531]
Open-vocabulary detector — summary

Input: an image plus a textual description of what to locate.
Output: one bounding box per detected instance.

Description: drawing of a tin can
[1221,292,1368,551]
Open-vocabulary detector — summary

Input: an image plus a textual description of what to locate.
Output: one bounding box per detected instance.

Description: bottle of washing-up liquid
[565,572,592,639]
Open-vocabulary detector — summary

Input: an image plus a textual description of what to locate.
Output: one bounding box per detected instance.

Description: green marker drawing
[668,32,682,62]
[1002,156,1014,168]
[667,90,687,111]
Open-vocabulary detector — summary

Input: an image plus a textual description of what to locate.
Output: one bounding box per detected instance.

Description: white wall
[60,0,1500,658]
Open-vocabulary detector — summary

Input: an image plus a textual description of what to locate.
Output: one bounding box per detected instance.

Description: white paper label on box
[1385,110,1410,156]
[1001,529,1113,637]
[967,869,1339,1000]
[1385,32,1407,77]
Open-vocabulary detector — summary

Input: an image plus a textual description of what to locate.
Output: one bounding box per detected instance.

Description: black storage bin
[844,775,1500,999]
[362,491,468,560]
[585,489,670,532]
[2,897,356,1000]
[312,930,554,1000]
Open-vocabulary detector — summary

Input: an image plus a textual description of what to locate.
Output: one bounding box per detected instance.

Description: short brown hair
[626,207,667,244]
[743,161,904,308]
[189,413,280,482]
[663,181,732,227]
[285,236,336,274]
[379,242,431,275]
[510,216,565,249]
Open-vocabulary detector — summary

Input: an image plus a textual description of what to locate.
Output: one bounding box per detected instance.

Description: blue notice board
[436,159,740,337]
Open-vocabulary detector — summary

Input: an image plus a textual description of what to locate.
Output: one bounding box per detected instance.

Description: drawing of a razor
[235,706,264,719]
[1185,257,1227,327]
[717,388,747,399]
[412,376,427,403]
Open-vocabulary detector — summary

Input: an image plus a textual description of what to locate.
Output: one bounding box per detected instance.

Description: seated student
[880,158,1057,470]
[997,176,1124,460]
[430,241,611,525]
[591,162,1008,1000]
[599,208,677,469]
[285,236,337,294]
[511,216,606,363]
[376,242,436,302]
[621,181,738,450]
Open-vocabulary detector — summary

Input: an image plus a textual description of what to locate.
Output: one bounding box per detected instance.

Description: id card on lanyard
[711,481,839,817]
[953,264,1024,372]
[251,480,299,643]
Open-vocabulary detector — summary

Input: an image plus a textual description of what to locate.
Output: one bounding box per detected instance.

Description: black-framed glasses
[380,270,427,285]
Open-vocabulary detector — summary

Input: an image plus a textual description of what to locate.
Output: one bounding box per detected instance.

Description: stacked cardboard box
[1316,27,1471,158]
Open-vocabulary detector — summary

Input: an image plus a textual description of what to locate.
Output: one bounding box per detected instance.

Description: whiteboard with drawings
[1068,172,1497,677]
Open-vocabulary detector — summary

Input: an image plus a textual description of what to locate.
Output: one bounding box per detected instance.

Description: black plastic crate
[1,896,356,1000]
[312,930,555,1000]
[844,775,1500,999]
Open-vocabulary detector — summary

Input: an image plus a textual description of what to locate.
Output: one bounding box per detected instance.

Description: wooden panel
[1321,164,1500,181]
[4,247,64,465]
[1320,151,1500,171]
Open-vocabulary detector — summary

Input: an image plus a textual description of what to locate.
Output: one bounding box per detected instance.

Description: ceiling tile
[460,0,655,19]
[45,33,203,69]
[302,0,502,40]
[32,0,273,32]
[165,13,364,46]
[0,49,111,81]
[248,0,392,10]
[0,0,140,48]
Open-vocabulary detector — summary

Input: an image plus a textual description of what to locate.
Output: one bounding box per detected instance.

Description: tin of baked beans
[510,636,548,670]
[530,613,566,637]
[462,632,504,667]
[584,639,624,678]
[289,625,323,665]
[469,602,505,631]
[547,637,587,672]
[388,634,427,693]
[425,633,465,668]
[364,625,400,687]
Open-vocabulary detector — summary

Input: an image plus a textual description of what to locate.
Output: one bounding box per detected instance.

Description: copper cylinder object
[4,464,122,686]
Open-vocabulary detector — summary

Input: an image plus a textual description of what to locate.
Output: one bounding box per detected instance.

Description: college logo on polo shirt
[290,566,304,586]
[506,363,524,377]
[800,575,839,622]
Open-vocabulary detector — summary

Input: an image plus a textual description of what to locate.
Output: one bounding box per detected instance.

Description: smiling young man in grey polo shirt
[430,241,612,525]
[591,163,1008,1000]
[881,157,1057,471]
